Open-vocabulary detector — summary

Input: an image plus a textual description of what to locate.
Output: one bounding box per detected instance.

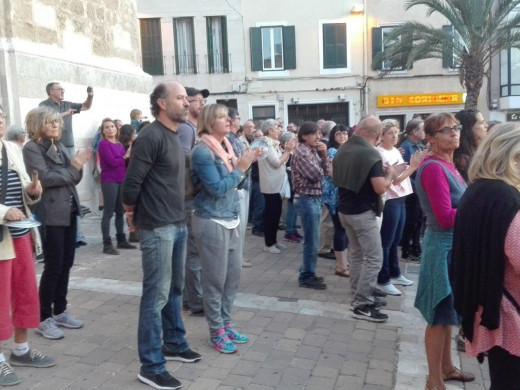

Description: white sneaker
[275,242,287,249]
[391,275,414,286]
[377,283,402,296]
[263,246,281,254]
[242,260,253,268]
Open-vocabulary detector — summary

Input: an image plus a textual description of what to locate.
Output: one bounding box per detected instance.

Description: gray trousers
[192,215,242,334]
[237,189,249,262]
[339,210,383,309]
[183,200,203,312]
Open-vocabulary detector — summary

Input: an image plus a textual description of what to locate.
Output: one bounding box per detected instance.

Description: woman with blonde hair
[453,122,520,389]
[23,106,91,340]
[190,104,260,354]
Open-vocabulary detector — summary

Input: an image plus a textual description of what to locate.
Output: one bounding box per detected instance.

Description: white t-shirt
[376,146,413,200]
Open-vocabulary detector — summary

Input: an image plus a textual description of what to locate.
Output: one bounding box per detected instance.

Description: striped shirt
[0,169,29,237]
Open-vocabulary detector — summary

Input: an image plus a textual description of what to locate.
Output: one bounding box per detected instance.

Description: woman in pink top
[98,118,135,255]
[453,123,520,390]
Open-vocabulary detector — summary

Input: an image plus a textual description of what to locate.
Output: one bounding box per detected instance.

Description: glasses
[188,98,207,105]
[434,125,462,135]
[336,131,349,136]
[52,88,65,92]
[45,119,60,125]
[0,114,6,120]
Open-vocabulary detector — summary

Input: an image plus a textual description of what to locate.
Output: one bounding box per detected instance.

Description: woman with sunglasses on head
[413,113,474,390]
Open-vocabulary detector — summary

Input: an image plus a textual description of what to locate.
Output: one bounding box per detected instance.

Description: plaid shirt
[227,132,250,190]
[291,143,330,196]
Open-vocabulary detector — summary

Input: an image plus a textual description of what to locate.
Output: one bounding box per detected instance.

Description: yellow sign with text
[377,92,466,107]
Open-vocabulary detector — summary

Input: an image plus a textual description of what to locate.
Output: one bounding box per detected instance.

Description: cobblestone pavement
[11,213,490,389]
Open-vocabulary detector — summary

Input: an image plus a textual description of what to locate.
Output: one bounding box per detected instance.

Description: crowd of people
[1,80,519,390]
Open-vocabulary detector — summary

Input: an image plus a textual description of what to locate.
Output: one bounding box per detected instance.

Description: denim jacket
[191,141,244,220]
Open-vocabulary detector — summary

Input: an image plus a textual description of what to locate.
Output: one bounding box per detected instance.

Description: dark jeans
[101,182,124,240]
[401,193,422,254]
[39,214,77,320]
[378,197,406,284]
[327,205,348,251]
[295,196,322,283]
[488,346,520,390]
[249,181,264,233]
[263,193,282,247]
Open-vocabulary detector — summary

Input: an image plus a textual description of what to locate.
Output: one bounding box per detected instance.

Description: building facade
[136,0,485,128]
[0,0,153,201]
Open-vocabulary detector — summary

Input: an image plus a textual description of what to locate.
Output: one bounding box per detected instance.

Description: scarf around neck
[200,134,237,173]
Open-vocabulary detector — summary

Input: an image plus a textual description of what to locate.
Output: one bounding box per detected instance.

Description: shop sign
[506,112,520,121]
[377,92,466,107]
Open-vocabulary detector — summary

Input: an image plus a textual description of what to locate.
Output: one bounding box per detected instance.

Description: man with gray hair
[5,125,26,149]
[320,120,336,143]
[333,116,405,323]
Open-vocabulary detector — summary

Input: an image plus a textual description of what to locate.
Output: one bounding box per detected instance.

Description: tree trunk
[463,56,484,110]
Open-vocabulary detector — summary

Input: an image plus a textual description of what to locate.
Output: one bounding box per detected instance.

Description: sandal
[335,269,350,278]
[442,367,475,382]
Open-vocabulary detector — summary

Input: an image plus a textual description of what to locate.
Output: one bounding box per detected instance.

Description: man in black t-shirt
[334,116,401,323]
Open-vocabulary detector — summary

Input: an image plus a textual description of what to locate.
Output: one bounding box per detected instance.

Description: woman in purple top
[98,118,135,255]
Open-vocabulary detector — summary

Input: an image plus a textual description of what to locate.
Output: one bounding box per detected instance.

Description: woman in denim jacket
[190,104,259,354]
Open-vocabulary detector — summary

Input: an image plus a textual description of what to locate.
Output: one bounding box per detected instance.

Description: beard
[167,108,188,123]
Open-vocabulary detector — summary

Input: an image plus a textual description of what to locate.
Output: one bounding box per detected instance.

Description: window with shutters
[372,26,411,71]
[206,16,229,73]
[249,26,296,72]
[501,44,520,96]
[319,20,350,74]
[139,18,164,76]
[322,23,347,69]
[174,17,197,75]
[441,25,462,70]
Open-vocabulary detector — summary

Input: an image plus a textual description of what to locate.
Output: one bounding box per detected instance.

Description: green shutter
[442,25,454,68]
[221,16,229,73]
[206,18,214,73]
[283,26,296,69]
[140,18,164,75]
[190,19,197,74]
[371,27,382,70]
[323,23,335,68]
[173,18,180,75]
[250,27,263,71]
[335,23,347,68]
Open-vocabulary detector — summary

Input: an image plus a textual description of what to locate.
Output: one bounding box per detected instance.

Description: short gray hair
[321,120,336,137]
[279,131,295,144]
[6,125,26,141]
[260,119,278,136]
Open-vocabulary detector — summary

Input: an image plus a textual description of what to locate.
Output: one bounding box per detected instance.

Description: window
[323,23,347,69]
[372,26,411,71]
[174,18,196,75]
[139,18,164,75]
[207,16,229,73]
[500,46,520,96]
[249,26,296,71]
[441,25,462,69]
[252,105,276,121]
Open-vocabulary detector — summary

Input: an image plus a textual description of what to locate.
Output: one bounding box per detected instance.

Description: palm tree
[373,0,520,109]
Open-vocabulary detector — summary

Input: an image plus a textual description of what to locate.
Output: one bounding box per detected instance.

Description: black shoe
[75,240,87,248]
[128,231,140,243]
[313,276,324,282]
[299,279,327,290]
[318,250,335,260]
[352,305,388,323]
[374,297,387,308]
[138,371,181,390]
[191,309,205,317]
[252,230,264,237]
[373,288,388,297]
[117,241,136,249]
[182,302,190,311]
[162,346,202,363]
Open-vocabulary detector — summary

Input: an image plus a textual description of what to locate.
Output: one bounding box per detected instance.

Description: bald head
[357,116,382,144]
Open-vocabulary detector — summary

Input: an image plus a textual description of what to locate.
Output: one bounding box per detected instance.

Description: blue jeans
[378,198,406,284]
[249,181,264,233]
[285,200,297,234]
[294,196,322,283]
[138,224,190,375]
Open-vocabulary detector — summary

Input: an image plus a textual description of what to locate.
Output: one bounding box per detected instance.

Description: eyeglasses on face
[434,125,462,135]
[52,88,65,92]
[0,114,7,120]
[188,98,207,105]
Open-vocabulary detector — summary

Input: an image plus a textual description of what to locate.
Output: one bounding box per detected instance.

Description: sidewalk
[14,213,490,390]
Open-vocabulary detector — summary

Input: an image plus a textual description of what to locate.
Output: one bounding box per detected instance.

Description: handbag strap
[0,141,8,204]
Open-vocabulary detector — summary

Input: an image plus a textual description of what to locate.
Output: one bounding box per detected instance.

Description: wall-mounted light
[338,94,347,101]
[292,97,300,104]
[351,4,365,14]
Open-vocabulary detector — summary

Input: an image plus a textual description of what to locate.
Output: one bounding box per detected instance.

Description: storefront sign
[377,92,466,107]
[507,112,520,121]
